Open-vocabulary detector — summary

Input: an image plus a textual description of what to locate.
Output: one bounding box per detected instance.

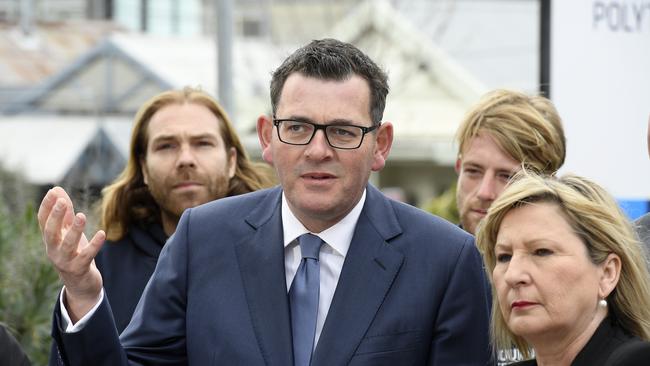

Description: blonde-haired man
[455,89,566,234]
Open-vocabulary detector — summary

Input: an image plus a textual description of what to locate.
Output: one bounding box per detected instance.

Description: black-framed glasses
[272,118,380,150]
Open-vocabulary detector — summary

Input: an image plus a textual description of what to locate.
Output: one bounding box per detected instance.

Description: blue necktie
[289,233,323,366]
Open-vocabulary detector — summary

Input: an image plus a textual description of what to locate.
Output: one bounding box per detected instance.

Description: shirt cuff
[59,287,105,333]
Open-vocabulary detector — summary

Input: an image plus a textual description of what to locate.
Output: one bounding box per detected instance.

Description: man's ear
[455,157,462,174]
[598,253,621,299]
[140,157,149,185]
[257,115,274,165]
[371,122,393,171]
[227,147,237,179]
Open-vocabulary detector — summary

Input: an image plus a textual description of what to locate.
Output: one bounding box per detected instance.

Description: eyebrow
[461,161,518,174]
[151,133,219,142]
[281,115,363,126]
[494,238,560,251]
[494,243,510,251]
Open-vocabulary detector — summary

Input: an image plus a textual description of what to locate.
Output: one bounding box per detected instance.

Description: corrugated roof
[0,21,120,86]
[0,20,121,111]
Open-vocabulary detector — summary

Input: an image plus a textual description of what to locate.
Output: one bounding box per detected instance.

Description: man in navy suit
[39,39,492,365]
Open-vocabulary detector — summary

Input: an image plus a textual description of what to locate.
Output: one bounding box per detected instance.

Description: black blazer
[512,317,650,365]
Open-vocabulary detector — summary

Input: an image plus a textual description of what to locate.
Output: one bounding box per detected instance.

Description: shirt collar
[281,189,366,258]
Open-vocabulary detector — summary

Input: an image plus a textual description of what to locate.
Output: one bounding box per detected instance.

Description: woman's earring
[599,299,608,308]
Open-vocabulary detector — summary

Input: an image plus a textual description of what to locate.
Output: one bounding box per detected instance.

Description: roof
[3,32,290,132]
[0,116,132,185]
[0,21,120,108]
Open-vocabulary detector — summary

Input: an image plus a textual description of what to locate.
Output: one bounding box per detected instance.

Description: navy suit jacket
[51,185,492,365]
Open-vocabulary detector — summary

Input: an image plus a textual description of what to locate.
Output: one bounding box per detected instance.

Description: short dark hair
[270,38,389,125]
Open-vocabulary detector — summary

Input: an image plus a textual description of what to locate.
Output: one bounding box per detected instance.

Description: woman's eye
[534,248,553,257]
[496,253,511,263]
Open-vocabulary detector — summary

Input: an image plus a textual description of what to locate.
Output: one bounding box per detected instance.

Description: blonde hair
[100,87,276,241]
[476,171,650,360]
[456,89,566,174]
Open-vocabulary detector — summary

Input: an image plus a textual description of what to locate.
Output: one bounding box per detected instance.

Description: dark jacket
[0,324,30,366]
[512,317,650,366]
[95,224,167,333]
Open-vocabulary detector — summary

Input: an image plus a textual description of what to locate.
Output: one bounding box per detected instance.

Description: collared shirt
[62,189,367,339]
[282,189,365,347]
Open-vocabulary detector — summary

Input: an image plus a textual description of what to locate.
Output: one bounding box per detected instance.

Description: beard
[147,169,231,223]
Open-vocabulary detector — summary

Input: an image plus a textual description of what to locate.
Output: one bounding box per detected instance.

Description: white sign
[551,0,650,206]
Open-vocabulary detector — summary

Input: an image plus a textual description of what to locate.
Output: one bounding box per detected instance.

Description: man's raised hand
[38,187,105,322]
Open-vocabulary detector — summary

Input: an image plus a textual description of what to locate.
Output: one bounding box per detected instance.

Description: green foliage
[0,166,61,365]
[422,183,460,225]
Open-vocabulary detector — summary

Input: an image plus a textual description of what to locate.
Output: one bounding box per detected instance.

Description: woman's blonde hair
[476,171,650,360]
[100,87,276,240]
[456,89,566,174]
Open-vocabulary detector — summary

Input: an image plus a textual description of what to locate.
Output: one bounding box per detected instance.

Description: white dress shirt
[281,190,365,347]
[61,189,367,341]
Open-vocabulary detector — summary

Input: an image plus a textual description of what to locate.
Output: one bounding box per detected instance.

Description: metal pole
[539,0,551,97]
[20,0,33,36]
[171,0,179,34]
[141,0,148,32]
[216,0,234,119]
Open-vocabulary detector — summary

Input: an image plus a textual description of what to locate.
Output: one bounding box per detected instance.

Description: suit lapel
[312,185,404,366]
[235,188,293,366]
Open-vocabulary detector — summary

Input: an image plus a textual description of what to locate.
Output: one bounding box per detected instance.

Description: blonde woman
[477,172,650,365]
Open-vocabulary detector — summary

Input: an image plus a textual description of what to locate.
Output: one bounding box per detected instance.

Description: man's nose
[476,175,498,201]
[177,144,197,168]
[304,129,333,159]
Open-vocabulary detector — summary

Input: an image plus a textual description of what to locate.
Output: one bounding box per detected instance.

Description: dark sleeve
[0,324,31,366]
[49,294,126,366]
[605,339,650,366]
[428,236,494,365]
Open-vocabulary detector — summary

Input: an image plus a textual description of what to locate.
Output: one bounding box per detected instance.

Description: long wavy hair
[100,87,276,241]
